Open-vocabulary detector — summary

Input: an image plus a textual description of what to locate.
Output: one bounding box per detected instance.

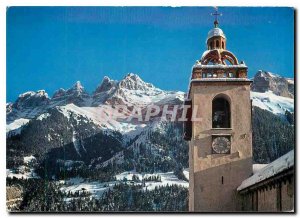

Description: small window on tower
[229,72,234,78]
[216,40,220,48]
[210,41,213,49]
[202,73,206,78]
[213,73,217,78]
[207,73,212,78]
[223,72,227,78]
[222,41,225,49]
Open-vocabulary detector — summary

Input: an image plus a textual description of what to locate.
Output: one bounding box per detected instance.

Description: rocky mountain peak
[52,88,66,99]
[14,90,50,109]
[256,70,279,78]
[94,76,117,95]
[53,81,87,99]
[118,73,155,91]
[251,70,294,99]
[74,81,83,89]
[67,81,86,95]
[50,81,90,107]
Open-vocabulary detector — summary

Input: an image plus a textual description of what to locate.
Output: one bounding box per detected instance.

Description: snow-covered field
[6,155,39,179]
[6,167,39,180]
[60,171,188,199]
[116,171,188,190]
[60,177,114,198]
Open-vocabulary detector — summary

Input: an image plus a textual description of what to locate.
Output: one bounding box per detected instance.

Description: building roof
[207,27,226,40]
[237,150,294,191]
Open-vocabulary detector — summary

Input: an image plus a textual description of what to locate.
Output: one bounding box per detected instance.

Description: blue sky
[7,7,294,102]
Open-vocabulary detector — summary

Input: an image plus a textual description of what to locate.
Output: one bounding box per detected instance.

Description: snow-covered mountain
[7,73,184,136]
[250,70,294,118]
[251,70,294,98]
[6,73,188,181]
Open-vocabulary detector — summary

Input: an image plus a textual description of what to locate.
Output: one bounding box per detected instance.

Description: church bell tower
[184,9,253,212]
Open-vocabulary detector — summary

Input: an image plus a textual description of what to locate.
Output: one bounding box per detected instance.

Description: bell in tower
[184,8,253,212]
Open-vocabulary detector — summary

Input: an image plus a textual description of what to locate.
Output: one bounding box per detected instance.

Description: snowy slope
[6,118,30,136]
[251,91,294,116]
[57,103,147,140]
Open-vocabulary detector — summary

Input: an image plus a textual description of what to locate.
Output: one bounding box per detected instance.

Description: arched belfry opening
[212,96,231,128]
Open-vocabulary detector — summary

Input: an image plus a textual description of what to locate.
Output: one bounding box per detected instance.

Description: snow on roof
[207,27,226,40]
[253,164,268,174]
[193,63,247,69]
[201,50,210,59]
[191,78,251,82]
[237,150,294,191]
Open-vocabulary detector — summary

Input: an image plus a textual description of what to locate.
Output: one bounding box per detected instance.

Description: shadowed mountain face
[6,72,294,180]
[251,70,294,99]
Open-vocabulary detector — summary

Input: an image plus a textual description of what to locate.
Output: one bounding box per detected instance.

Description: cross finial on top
[211,7,222,27]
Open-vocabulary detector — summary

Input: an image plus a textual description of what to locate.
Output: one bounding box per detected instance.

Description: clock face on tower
[212,136,231,154]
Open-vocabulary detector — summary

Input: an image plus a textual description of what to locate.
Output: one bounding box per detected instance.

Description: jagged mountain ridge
[7,73,184,123]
